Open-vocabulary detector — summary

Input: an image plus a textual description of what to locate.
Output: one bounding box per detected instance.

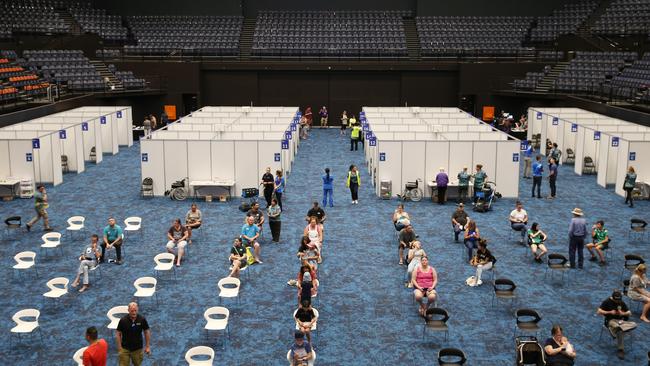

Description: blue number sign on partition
[100,116,106,124]
[513,153,520,162]
[571,124,578,132]
[141,153,148,162]
[379,152,386,161]
[291,124,297,132]
[281,140,289,150]
[520,140,529,151]
[82,122,88,131]
[611,137,619,147]
[285,131,292,140]
[26,153,32,162]
[362,125,369,132]
[59,130,67,139]
[594,131,601,141]
[274,153,281,162]
[116,111,122,118]
[552,117,559,125]
[629,152,636,161]
[369,137,377,147]
[32,138,40,149]
[536,112,542,120]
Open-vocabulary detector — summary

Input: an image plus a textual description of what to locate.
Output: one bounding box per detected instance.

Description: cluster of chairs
[252,10,407,57]
[0,0,70,35]
[530,0,598,42]
[417,16,534,57]
[604,53,650,99]
[95,48,121,59]
[70,6,128,41]
[24,49,105,92]
[538,50,566,61]
[593,0,650,35]
[113,71,146,90]
[514,71,546,90]
[0,50,50,102]
[553,51,637,92]
[125,15,242,56]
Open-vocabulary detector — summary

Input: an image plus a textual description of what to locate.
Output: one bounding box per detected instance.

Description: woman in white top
[629,264,650,322]
[406,241,426,288]
[304,216,323,252]
[392,203,411,231]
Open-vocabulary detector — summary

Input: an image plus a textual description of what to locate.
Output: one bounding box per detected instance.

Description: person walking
[457,167,470,203]
[116,302,151,366]
[319,106,328,128]
[435,168,448,205]
[26,185,52,232]
[346,165,361,204]
[340,110,348,136]
[267,198,281,243]
[322,168,334,207]
[623,166,637,208]
[260,167,275,207]
[350,121,361,151]
[568,208,587,269]
[532,155,543,198]
[523,142,533,178]
[547,157,558,199]
[274,169,285,210]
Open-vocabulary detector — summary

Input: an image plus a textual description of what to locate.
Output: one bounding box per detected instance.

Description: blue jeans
[322,188,333,207]
[569,236,585,268]
[511,223,527,242]
[464,239,477,261]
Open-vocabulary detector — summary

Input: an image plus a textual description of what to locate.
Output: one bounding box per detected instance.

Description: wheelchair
[165,177,188,201]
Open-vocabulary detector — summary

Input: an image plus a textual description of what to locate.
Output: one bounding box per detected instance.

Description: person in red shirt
[83,326,108,366]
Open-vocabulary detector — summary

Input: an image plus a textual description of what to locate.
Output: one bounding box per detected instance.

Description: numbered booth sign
[552,117,559,125]
[82,122,89,131]
[116,111,123,118]
[379,152,386,161]
[611,137,619,147]
[513,153,520,162]
[571,124,578,132]
[281,140,289,150]
[520,140,529,151]
[100,116,107,124]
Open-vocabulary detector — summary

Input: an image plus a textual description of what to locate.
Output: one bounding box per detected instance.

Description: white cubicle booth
[614,138,650,197]
[70,106,133,147]
[0,129,62,186]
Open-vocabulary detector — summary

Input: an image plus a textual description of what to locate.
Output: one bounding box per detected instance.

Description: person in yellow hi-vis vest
[346,165,361,204]
[350,120,361,151]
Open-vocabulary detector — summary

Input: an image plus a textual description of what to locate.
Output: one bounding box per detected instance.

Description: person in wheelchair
[586,220,610,266]
[392,203,410,232]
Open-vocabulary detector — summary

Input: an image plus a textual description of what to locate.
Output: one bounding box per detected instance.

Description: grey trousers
[77,259,96,285]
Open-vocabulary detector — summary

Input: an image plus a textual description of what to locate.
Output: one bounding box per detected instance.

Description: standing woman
[274,170,285,210]
[322,168,334,208]
[261,167,275,207]
[623,166,636,208]
[267,198,281,243]
[340,110,348,136]
[304,106,313,130]
[346,165,361,204]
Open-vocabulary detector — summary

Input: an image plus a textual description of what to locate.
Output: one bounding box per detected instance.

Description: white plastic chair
[13,251,37,277]
[73,346,87,366]
[204,306,230,340]
[218,277,241,304]
[66,216,85,240]
[10,309,42,344]
[106,305,128,332]
[286,349,316,366]
[154,253,176,280]
[124,217,143,237]
[43,277,69,299]
[185,346,215,366]
[41,232,63,257]
[133,277,158,304]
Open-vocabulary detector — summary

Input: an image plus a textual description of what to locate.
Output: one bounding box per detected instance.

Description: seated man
[71,234,101,293]
[597,290,636,360]
[101,218,123,264]
[166,219,188,267]
[228,237,248,278]
[246,202,265,234]
[586,220,610,266]
[289,331,314,366]
[185,203,202,244]
[294,299,318,343]
[392,203,410,231]
[451,203,469,242]
[509,201,528,245]
[398,224,417,265]
[305,201,326,226]
[242,216,262,263]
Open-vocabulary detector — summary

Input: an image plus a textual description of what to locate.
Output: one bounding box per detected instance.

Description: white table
[427,180,472,202]
[190,180,236,201]
[0,179,20,198]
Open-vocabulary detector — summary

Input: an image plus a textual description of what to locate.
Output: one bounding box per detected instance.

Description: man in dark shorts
[228,237,248,278]
[398,224,417,265]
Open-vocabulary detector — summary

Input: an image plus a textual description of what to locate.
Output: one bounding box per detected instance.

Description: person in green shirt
[527,222,548,263]
[586,220,610,266]
[457,167,470,204]
[472,164,487,205]
[350,119,361,151]
[26,185,52,232]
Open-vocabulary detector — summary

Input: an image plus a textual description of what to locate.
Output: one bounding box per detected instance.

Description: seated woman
[304,216,323,252]
[544,324,576,366]
[294,299,318,343]
[297,235,320,271]
[71,234,101,293]
[392,204,411,231]
[470,239,495,286]
[527,222,548,263]
[185,203,202,244]
[464,220,480,263]
[406,241,426,288]
[628,264,650,323]
[297,263,318,304]
[411,256,438,316]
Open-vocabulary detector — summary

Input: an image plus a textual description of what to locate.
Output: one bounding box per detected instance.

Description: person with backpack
[322,168,334,208]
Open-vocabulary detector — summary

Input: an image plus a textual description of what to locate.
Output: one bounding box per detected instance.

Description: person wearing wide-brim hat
[568,207,587,269]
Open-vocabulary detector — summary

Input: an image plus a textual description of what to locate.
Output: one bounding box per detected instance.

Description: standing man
[597,290,636,360]
[532,155,544,198]
[319,106,328,128]
[568,208,587,269]
[26,185,52,232]
[116,302,151,366]
[82,326,108,366]
[350,122,361,151]
[457,167,470,204]
[166,219,188,267]
[523,142,533,178]
[472,164,487,205]
[101,218,123,264]
[346,164,361,204]
[261,167,275,207]
[435,168,448,205]
[548,157,558,199]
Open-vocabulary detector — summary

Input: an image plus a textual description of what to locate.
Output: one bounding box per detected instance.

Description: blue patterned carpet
[0,128,649,365]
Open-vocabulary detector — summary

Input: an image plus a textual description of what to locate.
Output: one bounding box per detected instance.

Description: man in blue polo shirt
[532,155,544,199]
[241,216,262,264]
[102,218,124,264]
